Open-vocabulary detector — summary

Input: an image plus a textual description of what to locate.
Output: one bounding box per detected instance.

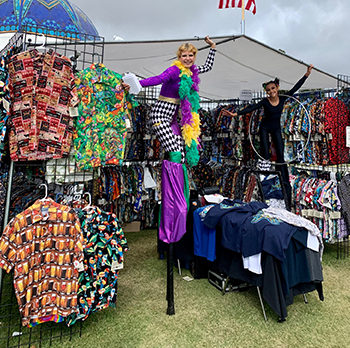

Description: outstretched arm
[285,64,314,97]
[222,99,265,117]
[197,35,217,74]
[139,66,178,88]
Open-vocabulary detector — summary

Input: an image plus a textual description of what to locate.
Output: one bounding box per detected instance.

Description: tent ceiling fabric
[101,35,338,100]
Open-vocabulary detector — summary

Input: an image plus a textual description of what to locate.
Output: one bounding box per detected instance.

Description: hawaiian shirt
[67,206,128,326]
[7,49,78,161]
[73,63,138,170]
[0,198,84,327]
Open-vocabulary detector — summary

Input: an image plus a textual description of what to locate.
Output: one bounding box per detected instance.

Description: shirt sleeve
[285,75,308,97]
[73,219,85,264]
[0,218,18,273]
[237,99,265,115]
[139,66,178,88]
[197,48,216,74]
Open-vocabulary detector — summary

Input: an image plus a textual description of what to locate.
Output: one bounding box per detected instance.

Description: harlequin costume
[139,48,216,243]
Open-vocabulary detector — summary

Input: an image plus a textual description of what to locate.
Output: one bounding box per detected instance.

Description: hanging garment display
[7,49,78,161]
[73,63,138,170]
[0,198,85,327]
[324,97,350,165]
[67,206,128,326]
[290,172,348,243]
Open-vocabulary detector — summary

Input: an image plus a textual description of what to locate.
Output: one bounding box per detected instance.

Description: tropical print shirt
[0,198,84,327]
[73,63,138,170]
[67,206,128,326]
[7,49,78,161]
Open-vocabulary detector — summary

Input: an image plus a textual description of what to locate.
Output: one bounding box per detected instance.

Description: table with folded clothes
[193,199,324,321]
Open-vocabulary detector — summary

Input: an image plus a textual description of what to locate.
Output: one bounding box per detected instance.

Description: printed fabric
[67,206,128,326]
[7,49,78,161]
[74,63,138,170]
[0,198,84,327]
[324,98,350,165]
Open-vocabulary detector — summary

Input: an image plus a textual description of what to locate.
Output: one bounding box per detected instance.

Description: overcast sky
[68,0,349,77]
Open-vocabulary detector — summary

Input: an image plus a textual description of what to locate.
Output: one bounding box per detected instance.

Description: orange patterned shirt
[0,198,84,326]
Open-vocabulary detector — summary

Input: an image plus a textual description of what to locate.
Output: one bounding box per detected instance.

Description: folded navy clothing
[203,199,267,229]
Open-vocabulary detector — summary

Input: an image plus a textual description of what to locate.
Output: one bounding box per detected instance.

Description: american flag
[218,0,257,15]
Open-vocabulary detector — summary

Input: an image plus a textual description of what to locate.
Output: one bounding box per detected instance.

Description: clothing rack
[0,25,104,348]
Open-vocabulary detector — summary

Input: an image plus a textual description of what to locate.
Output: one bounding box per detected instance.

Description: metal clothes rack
[334,75,350,259]
[0,25,104,348]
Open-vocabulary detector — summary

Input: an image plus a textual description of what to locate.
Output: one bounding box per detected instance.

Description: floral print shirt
[73,63,138,170]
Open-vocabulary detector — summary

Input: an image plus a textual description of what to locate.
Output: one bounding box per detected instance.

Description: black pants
[260,127,291,208]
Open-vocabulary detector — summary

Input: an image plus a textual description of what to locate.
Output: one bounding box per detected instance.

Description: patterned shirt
[67,206,128,326]
[0,198,84,327]
[74,63,138,170]
[7,49,78,161]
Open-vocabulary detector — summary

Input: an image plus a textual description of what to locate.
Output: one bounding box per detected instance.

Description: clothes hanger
[39,183,49,202]
[82,192,92,211]
[35,33,47,52]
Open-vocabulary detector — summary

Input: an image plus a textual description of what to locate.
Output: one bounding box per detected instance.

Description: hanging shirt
[7,49,78,161]
[324,98,350,165]
[74,63,138,170]
[0,198,84,327]
[66,206,128,326]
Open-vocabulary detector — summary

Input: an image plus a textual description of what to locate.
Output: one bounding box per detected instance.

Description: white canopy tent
[99,35,339,100]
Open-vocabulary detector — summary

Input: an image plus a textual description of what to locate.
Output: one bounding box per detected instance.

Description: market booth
[1,26,349,347]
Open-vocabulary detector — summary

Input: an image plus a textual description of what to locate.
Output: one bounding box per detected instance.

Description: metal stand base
[256,286,267,322]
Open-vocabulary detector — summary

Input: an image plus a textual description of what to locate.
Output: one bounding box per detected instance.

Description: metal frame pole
[0,160,14,296]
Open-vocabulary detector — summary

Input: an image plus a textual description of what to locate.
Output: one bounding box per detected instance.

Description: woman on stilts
[123,36,217,243]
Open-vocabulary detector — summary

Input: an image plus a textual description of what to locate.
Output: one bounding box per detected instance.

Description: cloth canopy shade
[0,0,99,39]
[99,34,338,100]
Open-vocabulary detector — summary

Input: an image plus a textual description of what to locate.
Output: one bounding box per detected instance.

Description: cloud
[53,1,350,76]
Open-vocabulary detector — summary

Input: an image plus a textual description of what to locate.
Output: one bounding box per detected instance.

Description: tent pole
[241,0,246,34]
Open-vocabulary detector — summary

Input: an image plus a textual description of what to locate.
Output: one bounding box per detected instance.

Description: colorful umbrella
[0,0,99,39]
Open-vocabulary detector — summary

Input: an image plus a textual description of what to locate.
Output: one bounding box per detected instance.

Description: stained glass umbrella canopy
[0,0,99,39]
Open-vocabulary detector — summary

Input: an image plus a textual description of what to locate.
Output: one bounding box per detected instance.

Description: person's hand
[305,64,314,77]
[122,82,130,92]
[204,35,216,49]
[221,109,237,117]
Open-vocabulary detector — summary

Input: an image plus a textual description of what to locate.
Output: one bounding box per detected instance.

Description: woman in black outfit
[222,64,314,208]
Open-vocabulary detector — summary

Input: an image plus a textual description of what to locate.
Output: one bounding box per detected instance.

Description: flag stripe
[218,0,256,14]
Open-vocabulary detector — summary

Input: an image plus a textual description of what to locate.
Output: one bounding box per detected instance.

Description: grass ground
[2,229,350,348]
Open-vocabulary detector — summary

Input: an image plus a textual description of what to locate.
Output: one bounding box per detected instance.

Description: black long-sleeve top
[237,75,308,130]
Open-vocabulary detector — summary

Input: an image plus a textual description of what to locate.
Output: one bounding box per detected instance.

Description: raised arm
[197,36,217,74]
[285,64,314,97]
